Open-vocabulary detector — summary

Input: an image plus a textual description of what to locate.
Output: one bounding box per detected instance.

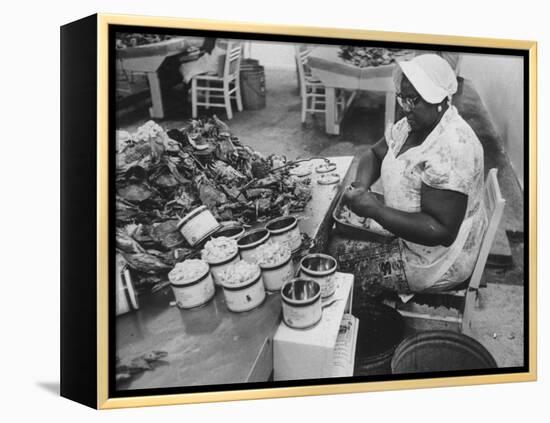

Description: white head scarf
[394,54,458,104]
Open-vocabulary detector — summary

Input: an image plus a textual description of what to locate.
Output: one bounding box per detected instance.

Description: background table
[116,156,353,391]
[117,37,204,118]
[308,46,398,135]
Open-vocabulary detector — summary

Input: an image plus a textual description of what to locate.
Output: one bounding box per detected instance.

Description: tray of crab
[332,189,395,244]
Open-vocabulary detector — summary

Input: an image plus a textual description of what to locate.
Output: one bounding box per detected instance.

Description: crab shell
[117,183,154,203]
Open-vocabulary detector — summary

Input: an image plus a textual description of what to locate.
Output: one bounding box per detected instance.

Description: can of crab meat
[177,206,221,247]
[206,250,241,286]
[221,266,266,313]
[259,253,294,292]
[237,228,271,263]
[266,216,302,254]
[116,256,139,316]
[169,261,216,309]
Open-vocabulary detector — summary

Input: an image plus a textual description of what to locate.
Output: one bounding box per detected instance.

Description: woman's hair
[201,38,217,54]
[393,66,404,95]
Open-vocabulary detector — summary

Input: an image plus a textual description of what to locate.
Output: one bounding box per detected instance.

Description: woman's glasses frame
[396,93,421,111]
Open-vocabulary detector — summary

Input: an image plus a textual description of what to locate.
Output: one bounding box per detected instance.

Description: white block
[273,272,354,381]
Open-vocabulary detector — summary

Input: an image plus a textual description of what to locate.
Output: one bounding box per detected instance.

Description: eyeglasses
[396,93,421,111]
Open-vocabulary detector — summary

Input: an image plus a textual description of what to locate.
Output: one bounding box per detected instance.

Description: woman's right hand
[344,187,385,220]
[342,185,367,207]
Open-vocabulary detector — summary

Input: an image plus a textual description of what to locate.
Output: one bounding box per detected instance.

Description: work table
[116,156,353,391]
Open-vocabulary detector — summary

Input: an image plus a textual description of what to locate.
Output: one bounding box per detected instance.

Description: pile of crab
[116,116,312,293]
[338,46,413,68]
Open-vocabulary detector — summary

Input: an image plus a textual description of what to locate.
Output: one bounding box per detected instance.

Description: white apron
[380,122,479,292]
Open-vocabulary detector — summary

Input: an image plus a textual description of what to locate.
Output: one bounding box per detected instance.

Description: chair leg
[296,59,301,93]
[191,78,198,118]
[301,93,307,123]
[461,287,479,334]
[235,81,243,112]
[224,82,233,120]
[205,80,210,110]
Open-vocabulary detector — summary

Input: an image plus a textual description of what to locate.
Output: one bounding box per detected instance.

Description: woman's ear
[437,100,449,113]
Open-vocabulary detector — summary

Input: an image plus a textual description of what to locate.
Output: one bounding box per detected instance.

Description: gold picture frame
[60,13,537,409]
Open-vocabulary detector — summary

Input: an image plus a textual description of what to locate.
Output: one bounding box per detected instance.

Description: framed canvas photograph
[60,13,537,409]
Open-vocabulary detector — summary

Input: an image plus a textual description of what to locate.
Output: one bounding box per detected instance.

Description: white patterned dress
[379,106,486,292]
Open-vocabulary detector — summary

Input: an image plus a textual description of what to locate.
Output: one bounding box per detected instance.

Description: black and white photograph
[112,27,528,395]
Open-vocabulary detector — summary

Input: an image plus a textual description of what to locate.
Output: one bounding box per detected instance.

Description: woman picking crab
[342,54,486,294]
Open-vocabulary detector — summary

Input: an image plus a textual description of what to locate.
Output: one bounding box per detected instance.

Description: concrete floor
[117,67,525,369]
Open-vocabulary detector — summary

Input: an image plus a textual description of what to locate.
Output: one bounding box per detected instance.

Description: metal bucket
[240,62,266,110]
[391,331,497,374]
[354,301,405,376]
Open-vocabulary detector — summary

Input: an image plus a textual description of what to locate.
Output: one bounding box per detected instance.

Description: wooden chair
[190,42,243,120]
[390,168,506,333]
[295,45,350,124]
[295,45,325,123]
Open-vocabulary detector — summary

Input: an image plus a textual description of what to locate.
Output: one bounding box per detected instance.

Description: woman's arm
[353,137,388,189]
[347,184,468,247]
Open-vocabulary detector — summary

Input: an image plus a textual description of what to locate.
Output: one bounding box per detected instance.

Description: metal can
[221,267,266,313]
[206,250,241,286]
[115,257,139,316]
[177,206,221,247]
[237,228,270,263]
[281,278,322,329]
[259,254,294,292]
[299,253,338,298]
[211,222,245,241]
[169,263,215,309]
[266,216,302,254]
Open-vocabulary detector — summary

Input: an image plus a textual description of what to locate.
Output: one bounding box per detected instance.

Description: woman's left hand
[347,190,384,218]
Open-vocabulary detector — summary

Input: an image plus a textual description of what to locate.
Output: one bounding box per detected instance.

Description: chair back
[223,42,243,82]
[295,45,315,90]
[468,168,506,290]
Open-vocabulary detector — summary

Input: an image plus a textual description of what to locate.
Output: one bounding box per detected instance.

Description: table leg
[385,91,396,127]
[147,72,165,119]
[324,87,340,135]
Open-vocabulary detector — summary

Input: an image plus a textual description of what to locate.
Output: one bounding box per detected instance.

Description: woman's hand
[342,187,384,218]
[342,185,366,207]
